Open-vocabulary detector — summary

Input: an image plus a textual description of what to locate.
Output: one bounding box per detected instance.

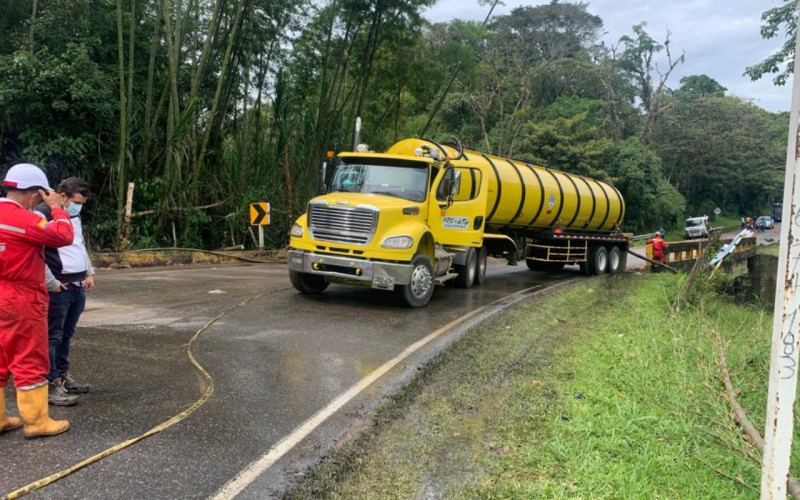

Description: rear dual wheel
[585,246,608,275]
[607,246,624,274]
[475,246,488,285]
[454,247,477,288]
[582,245,625,276]
[454,246,488,288]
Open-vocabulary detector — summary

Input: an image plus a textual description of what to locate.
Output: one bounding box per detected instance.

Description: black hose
[451,136,465,160]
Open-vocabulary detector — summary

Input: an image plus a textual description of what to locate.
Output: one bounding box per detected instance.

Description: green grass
[287,274,799,499]
[713,213,745,230]
[760,244,780,257]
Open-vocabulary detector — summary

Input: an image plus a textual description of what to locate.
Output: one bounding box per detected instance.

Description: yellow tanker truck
[288,138,628,307]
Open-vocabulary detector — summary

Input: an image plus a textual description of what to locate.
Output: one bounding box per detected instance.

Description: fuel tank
[387,138,624,233]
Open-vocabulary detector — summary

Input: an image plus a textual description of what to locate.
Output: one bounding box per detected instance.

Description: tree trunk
[126,0,136,171]
[192,0,246,202]
[139,0,162,172]
[162,0,182,208]
[28,0,38,55]
[115,0,128,249]
[353,3,384,130]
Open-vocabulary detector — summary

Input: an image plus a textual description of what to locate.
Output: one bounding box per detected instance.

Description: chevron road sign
[249,203,270,225]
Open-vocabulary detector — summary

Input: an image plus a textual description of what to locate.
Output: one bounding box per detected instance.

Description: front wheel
[289,270,329,294]
[397,254,435,308]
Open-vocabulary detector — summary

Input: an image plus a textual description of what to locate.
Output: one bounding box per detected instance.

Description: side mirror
[452,171,461,196]
[320,159,328,194]
[437,167,455,207]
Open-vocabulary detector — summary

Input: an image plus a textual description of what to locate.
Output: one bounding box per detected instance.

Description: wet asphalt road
[0,260,579,499]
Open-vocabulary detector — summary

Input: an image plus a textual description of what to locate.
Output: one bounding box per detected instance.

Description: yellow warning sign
[249,202,270,225]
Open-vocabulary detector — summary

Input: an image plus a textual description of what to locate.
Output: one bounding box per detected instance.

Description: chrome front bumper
[287,250,413,290]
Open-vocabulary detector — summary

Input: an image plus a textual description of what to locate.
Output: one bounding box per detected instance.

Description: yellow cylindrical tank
[387,138,625,233]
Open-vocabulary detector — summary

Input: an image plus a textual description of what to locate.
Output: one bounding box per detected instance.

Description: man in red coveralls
[647,230,668,265]
[0,163,74,438]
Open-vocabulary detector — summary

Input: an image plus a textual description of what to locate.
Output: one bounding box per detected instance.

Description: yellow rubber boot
[0,388,22,433]
[17,385,70,438]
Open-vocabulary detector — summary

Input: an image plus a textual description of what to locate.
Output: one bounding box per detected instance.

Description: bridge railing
[638,236,757,271]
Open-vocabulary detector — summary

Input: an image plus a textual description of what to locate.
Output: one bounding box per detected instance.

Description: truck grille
[308,204,377,245]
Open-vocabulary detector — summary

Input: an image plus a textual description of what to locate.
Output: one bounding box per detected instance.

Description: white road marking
[209,282,567,499]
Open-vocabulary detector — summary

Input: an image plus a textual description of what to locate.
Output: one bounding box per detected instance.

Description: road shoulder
[285,272,773,499]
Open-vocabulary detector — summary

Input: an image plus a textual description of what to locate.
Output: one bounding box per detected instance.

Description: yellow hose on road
[2,287,290,500]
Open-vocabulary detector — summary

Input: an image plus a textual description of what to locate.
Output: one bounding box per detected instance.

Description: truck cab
[684,216,709,239]
[288,146,489,307]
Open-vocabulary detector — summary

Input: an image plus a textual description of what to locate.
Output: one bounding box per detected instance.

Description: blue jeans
[47,283,86,382]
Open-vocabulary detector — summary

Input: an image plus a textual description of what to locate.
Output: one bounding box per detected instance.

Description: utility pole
[761,14,800,499]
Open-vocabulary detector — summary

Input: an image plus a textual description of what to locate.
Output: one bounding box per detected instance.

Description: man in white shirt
[36,177,94,406]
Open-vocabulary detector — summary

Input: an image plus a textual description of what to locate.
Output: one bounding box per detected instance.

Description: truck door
[428,165,488,247]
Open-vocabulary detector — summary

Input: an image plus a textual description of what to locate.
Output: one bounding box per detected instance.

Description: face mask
[67,202,83,217]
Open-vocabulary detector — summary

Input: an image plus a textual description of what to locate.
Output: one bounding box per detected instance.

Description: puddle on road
[80,301,206,329]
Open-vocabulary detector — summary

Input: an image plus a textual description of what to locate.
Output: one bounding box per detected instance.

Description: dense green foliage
[746,0,798,86]
[0,0,790,248]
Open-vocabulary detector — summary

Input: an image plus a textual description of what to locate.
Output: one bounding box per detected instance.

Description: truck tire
[587,246,608,275]
[607,246,623,274]
[454,247,477,288]
[397,254,434,308]
[475,246,488,285]
[289,270,329,295]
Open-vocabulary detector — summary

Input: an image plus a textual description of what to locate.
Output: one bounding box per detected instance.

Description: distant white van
[685,216,709,239]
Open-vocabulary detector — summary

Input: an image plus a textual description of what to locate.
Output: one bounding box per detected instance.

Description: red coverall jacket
[647,236,668,263]
[0,199,73,389]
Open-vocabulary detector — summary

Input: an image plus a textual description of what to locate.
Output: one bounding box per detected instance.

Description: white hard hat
[3,163,52,191]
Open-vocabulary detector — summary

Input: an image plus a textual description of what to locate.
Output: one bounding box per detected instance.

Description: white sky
[423,0,792,113]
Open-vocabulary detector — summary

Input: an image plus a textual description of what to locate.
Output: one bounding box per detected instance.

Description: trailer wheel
[587,246,609,275]
[475,246,488,285]
[454,247,477,288]
[289,270,329,295]
[397,254,434,308]
[607,246,623,274]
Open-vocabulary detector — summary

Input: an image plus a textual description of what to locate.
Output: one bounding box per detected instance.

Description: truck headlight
[381,235,413,249]
[290,223,303,237]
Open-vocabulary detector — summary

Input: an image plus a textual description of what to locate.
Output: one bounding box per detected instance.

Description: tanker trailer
[288,138,629,307]
[387,139,629,275]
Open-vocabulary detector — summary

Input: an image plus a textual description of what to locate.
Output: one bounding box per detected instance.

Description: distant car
[684,216,709,239]
[756,216,774,230]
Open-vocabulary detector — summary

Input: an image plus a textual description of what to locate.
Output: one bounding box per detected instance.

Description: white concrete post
[761,15,800,499]
[124,182,134,223]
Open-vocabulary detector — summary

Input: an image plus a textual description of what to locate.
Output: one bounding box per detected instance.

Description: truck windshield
[331,163,428,202]
[685,219,705,227]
